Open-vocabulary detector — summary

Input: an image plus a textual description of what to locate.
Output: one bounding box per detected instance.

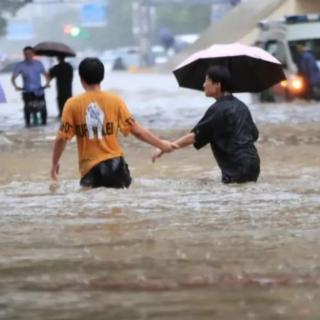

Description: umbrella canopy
[173,42,286,93]
[33,41,76,57]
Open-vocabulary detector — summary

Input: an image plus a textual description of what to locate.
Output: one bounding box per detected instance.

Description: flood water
[0,71,320,320]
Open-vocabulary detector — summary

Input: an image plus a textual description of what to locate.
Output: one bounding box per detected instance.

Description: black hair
[78,57,104,85]
[206,65,233,92]
[23,46,34,52]
[295,40,307,47]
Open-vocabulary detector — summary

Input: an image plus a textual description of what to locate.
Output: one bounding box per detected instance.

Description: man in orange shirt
[51,57,176,188]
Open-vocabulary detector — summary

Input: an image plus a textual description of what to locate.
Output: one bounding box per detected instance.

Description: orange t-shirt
[58,90,134,177]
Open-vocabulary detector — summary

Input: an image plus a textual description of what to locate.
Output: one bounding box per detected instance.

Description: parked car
[151,45,168,65]
[100,47,141,71]
[174,33,200,53]
[100,50,118,71]
[255,14,320,101]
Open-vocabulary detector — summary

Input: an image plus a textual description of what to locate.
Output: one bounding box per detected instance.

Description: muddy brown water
[0,72,320,319]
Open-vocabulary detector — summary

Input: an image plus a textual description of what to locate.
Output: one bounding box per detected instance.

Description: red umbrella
[33,41,76,57]
[173,42,286,93]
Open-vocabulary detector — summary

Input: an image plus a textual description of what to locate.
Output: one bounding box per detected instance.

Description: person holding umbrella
[152,43,286,184]
[153,65,260,184]
[33,41,76,118]
[48,55,73,118]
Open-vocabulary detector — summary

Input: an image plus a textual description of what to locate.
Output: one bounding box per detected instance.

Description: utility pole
[132,0,154,67]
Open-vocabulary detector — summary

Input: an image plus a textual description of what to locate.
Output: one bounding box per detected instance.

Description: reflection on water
[0,71,320,319]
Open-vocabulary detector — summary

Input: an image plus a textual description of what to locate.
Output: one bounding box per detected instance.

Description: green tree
[156,4,211,36]
[33,0,135,52]
[0,0,31,36]
[81,0,135,51]
[2,0,210,52]
[84,0,211,50]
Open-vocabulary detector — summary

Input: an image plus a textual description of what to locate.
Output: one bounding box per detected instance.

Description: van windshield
[289,39,320,66]
[287,22,320,41]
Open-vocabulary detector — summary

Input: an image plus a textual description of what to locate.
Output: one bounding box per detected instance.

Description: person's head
[295,40,307,53]
[23,46,34,61]
[57,55,66,63]
[203,65,232,98]
[78,57,104,86]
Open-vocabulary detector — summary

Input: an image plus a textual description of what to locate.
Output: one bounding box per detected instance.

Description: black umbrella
[33,41,76,57]
[173,43,286,93]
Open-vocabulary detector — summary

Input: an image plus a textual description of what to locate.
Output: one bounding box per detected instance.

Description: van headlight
[281,75,304,93]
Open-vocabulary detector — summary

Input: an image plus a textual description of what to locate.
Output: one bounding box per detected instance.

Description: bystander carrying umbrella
[173,42,286,93]
[33,41,76,57]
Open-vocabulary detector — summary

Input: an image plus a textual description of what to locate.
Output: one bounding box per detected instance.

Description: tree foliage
[85,0,135,51]
[156,4,210,35]
[77,0,211,50]
[1,0,211,51]
[0,0,30,36]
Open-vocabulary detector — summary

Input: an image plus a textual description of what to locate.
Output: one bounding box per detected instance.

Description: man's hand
[159,139,179,153]
[152,148,164,163]
[152,140,179,163]
[51,137,67,181]
[51,163,60,181]
[14,85,23,91]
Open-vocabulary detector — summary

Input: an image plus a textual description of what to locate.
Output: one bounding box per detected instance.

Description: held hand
[152,148,164,163]
[152,141,179,163]
[51,163,60,181]
[159,140,179,153]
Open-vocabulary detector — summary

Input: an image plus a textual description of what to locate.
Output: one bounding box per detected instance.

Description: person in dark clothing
[48,55,73,117]
[152,65,260,184]
[295,41,320,101]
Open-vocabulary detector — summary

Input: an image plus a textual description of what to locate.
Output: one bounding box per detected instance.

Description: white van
[255,14,320,101]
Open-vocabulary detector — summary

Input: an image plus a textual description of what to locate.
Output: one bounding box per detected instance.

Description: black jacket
[192,95,260,183]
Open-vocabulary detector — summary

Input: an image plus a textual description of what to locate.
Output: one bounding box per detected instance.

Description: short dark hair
[295,40,307,47]
[23,46,34,52]
[79,57,104,85]
[206,65,233,92]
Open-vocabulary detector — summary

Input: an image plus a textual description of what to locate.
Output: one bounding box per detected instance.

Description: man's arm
[11,74,22,91]
[39,61,51,88]
[43,70,51,88]
[51,136,67,180]
[130,121,177,152]
[152,132,195,162]
[173,132,195,148]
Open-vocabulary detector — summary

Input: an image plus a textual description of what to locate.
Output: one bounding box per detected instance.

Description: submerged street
[0,71,320,319]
